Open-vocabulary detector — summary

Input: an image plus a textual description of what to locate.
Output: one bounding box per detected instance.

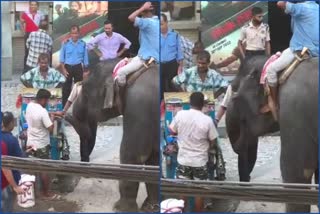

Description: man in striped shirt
[179,35,194,69]
[172,50,229,92]
[26,19,53,72]
[21,53,65,89]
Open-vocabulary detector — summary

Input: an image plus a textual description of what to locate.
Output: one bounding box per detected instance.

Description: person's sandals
[42,193,62,200]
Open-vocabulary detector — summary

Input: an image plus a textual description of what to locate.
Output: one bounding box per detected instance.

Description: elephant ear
[233,67,263,117]
[231,93,249,121]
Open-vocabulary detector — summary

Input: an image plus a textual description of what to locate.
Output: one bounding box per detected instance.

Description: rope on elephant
[161,179,318,205]
[2,156,159,184]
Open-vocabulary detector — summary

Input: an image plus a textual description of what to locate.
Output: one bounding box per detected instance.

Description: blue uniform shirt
[286,1,319,56]
[134,16,160,63]
[2,132,23,184]
[161,29,184,62]
[59,39,89,67]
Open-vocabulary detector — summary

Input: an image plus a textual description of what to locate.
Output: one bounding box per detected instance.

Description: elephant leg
[248,137,258,175]
[114,145,139,212]
[284,188,311,212]
[237,125,251,182]
[314,168,319,184]
[316,168,319,212]
[80,136,90,162]
[280,130,313,212]
[238,152,250,182]
[113,180,139,212]
[141,150,160,212]
[88,120,97,156]
[282,165,314,212]
[79,124,91,162]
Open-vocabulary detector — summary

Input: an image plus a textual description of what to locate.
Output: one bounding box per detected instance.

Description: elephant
[66,58,160,212]
[225,55,318,212]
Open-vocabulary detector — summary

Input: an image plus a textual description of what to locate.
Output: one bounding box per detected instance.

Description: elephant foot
[239,175,251,183]
[140,197,159,213]
[81,157,90,162]
[113,199,138,212]
[140,201,160,213]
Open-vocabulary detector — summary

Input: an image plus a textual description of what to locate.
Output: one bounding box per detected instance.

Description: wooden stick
[279,47,308,84]
[143,57,155,68]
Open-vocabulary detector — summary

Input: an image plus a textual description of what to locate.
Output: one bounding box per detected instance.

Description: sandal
[42,193,62,200]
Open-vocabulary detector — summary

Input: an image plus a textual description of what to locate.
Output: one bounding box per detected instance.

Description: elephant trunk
[65,114,78,133]
[226,103,243,155]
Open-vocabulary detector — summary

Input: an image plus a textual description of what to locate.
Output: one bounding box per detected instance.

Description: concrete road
[2,76,317,212]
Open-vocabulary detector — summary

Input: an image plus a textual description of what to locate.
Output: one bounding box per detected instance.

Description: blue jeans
[1,186,14,212]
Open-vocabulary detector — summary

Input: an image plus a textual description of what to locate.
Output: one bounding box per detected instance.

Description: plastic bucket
[17,174,36,208]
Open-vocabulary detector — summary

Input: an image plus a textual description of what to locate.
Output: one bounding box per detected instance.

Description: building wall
[2,2,53,78]
[166,1,201,44]
[12,37,25,74]
[175,29,198,43]
[1,1,13,80]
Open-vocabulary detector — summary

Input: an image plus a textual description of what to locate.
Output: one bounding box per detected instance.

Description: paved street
[2,75,281,182]
[1,76,146,212]
[2,76,316,212]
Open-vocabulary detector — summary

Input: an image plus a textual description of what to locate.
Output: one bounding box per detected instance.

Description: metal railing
[161,179,319,205]
[2,156,318,205]
[2,156,159,184]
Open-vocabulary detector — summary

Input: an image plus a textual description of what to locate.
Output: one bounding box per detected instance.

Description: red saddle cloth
[160,100,165,120]
[16,94,22,109]
[112,58,129,79]
[260,52,282,84]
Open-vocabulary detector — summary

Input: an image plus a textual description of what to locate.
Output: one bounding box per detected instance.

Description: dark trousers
[62,64,83,107]
[161,60,178,99]
[23,33,30,73]
[245,50,266,58]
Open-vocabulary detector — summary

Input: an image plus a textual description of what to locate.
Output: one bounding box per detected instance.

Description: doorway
[268,2,292,54]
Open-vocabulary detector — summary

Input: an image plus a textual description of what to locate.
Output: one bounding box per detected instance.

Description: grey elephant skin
[226,55,318,212]
[67,58,160,212]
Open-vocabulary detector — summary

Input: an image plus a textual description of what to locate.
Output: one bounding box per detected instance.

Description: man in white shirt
[238,7,271,58]
[169,92,218,212]
[55,69,90,117]
[25,89,56,199]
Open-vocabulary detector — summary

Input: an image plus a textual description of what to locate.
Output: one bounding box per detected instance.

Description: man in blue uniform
[59,25,89,107]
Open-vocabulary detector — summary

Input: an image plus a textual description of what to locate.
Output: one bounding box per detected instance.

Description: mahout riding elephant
[67,58,160,212]
[225,55,318,212]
